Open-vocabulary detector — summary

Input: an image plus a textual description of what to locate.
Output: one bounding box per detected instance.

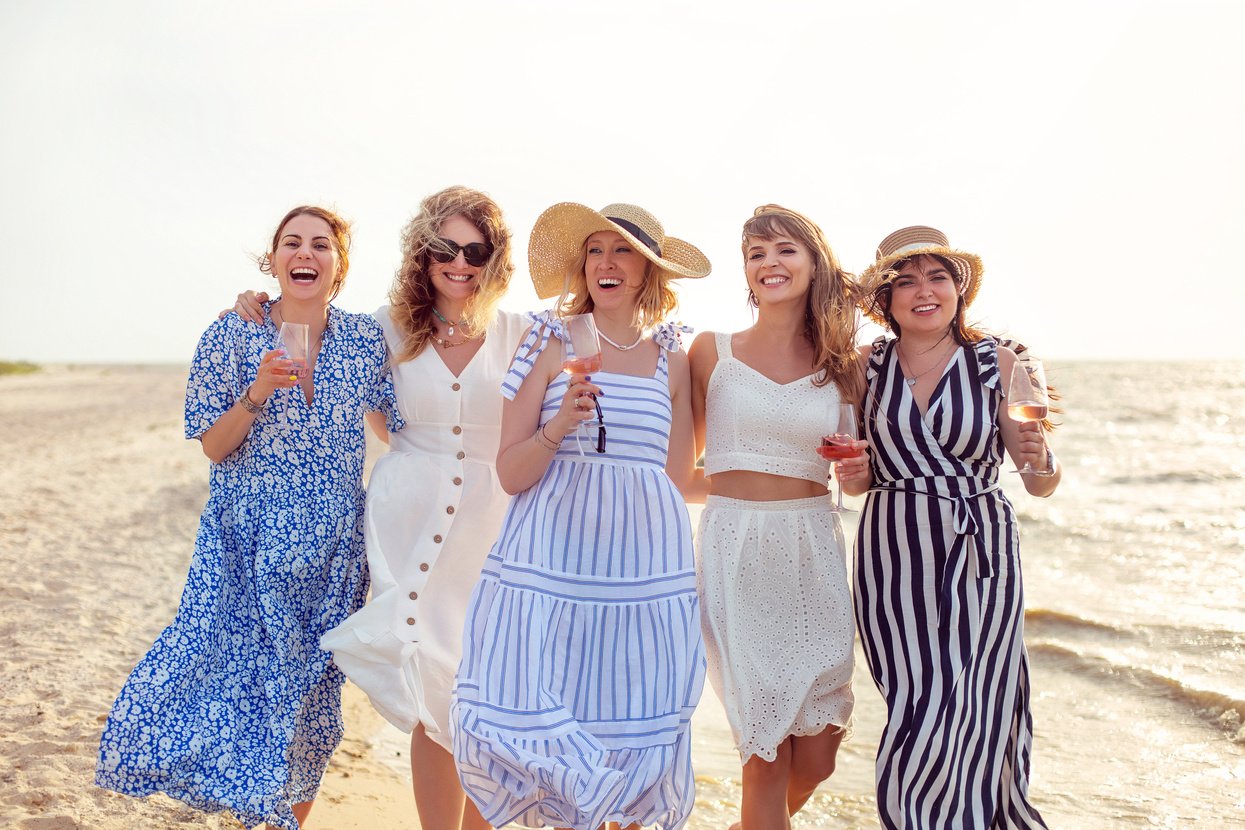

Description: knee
[791,749,837,789]
[742,748,791,786]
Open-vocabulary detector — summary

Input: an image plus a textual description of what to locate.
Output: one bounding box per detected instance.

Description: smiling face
[269,213,342,305]
[582,230,650,313]
[427,213,488,306]
[886,254,962,333]
[744,234,814,306]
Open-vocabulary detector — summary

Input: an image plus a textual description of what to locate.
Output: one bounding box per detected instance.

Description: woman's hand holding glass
[548,374,602,437]
[247,348,300,406]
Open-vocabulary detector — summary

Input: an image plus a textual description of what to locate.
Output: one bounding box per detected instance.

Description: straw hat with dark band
[858,225,984,326]
[527,202,711,300]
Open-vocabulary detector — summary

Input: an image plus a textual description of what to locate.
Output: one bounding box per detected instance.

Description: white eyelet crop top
[702,331,842,484]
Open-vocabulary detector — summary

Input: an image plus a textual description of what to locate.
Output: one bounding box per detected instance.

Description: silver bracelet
[239,387,268,415]
[1027,447,1056,477]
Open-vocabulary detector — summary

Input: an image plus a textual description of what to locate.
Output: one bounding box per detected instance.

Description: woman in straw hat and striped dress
[838,226,1061,829]
[451,203,709,829]
[688,204,863,829]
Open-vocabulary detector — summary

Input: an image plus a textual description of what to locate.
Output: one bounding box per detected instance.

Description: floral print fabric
[95,305,402,830]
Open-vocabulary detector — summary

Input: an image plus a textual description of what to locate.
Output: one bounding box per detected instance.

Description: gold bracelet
[535,423,561,451]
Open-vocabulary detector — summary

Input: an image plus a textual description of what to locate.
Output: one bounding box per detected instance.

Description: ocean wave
[1102,470,1240,486]
[1025,609,1245,654]
[1028,641,1245,744]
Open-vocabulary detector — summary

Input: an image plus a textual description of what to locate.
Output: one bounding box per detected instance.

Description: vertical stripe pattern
[453,337,705,830]
[854,336,1048,829]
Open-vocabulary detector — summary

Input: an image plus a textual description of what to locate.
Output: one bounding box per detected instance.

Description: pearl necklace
[597,328,646,351]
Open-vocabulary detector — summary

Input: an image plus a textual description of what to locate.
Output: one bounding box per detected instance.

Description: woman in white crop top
[689,204,866,830]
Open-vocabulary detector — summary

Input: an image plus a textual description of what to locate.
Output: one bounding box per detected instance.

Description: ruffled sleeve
[652,321,693,353]
[972,335,1003,393]
[865,335,892,383]
[500,309,564,401]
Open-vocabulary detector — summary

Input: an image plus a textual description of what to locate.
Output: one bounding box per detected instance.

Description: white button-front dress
[321,306,528,748]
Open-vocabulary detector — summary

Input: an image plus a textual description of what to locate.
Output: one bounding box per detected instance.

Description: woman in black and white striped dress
[837,226,1061,829]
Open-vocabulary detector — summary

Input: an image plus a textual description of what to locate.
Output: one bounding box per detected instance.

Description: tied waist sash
[868,476,1002,630]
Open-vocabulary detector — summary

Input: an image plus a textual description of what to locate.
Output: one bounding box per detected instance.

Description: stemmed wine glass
[818,403,863,512]
[560,314,605,454]
[1006,356,1052,475]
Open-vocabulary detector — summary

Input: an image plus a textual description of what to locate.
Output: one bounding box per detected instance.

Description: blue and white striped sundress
[451,313,706,830]
[854,336,1048,829]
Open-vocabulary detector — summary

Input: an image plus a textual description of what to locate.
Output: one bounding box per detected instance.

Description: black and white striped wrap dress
[854,335,1047,830]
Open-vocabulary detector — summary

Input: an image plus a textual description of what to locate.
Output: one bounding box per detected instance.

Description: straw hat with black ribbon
[859,225,984,326]
[527,203,711,300]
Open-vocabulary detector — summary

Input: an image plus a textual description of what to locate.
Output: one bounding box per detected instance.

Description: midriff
[708,469,829,501]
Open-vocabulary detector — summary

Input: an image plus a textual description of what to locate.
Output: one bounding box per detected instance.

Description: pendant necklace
[897,339,955,387]
[432,306,468,337]
[597,328,646,351]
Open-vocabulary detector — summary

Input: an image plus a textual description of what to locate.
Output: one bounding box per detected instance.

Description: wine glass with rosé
[561,313,606,454]
[818,403,864,512]
[1006,355,1050,474]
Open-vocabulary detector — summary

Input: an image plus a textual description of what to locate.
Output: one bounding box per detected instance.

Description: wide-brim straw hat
[527,202,711,300]
[858,225,984,326]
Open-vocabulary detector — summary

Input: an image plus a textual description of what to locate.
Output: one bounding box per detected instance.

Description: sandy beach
[0,365,415,830]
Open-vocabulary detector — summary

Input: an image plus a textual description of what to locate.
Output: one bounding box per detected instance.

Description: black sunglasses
[589,394,606,454]
[430,238,494,267]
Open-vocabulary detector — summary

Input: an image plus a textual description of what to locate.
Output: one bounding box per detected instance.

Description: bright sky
[2,0,1241,364]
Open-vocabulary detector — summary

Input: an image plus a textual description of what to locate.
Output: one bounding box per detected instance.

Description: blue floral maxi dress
[451,315,706,830]
[96,306,402,830]
[854,336,1047,829]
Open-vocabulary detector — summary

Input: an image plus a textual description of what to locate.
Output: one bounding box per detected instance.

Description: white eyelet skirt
[696,494,855,763]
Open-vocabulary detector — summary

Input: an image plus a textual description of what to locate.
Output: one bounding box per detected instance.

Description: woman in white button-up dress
[234,186,525,830]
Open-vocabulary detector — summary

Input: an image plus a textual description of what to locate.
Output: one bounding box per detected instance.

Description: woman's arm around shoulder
[996,345,1061,497]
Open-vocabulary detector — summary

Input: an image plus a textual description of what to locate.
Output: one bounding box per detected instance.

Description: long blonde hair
[389,186,514,362]
[742,204,864,402]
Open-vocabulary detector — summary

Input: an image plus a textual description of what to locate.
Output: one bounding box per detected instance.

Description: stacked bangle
[240,387,268,415]
[535,423,562,451]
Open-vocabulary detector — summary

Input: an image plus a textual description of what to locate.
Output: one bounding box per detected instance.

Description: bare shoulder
[688,330,719,363]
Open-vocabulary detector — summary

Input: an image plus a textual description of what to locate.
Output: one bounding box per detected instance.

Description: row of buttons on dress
[405,380,468,628]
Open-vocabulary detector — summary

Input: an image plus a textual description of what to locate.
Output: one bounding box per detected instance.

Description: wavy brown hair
[389,186,514,362]
[742,204,864,403]
[258,206,352,301]
[555,246,678,332]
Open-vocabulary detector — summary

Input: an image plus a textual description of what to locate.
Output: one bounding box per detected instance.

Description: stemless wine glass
[1006,356,1050,475]
[819,402,864,512]
[276,321,310,425]
[278,322,310,380]
[560,314,605,454]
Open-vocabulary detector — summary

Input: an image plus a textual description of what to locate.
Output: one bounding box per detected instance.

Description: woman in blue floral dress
[95,206,402,830]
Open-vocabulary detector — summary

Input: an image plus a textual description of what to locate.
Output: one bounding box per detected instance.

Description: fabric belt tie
[870,479,1001,630]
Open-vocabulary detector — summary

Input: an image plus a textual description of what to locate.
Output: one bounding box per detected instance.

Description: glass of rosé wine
[1006,356,1051,475]
[561,313,605,454]
[818,403,863,511]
